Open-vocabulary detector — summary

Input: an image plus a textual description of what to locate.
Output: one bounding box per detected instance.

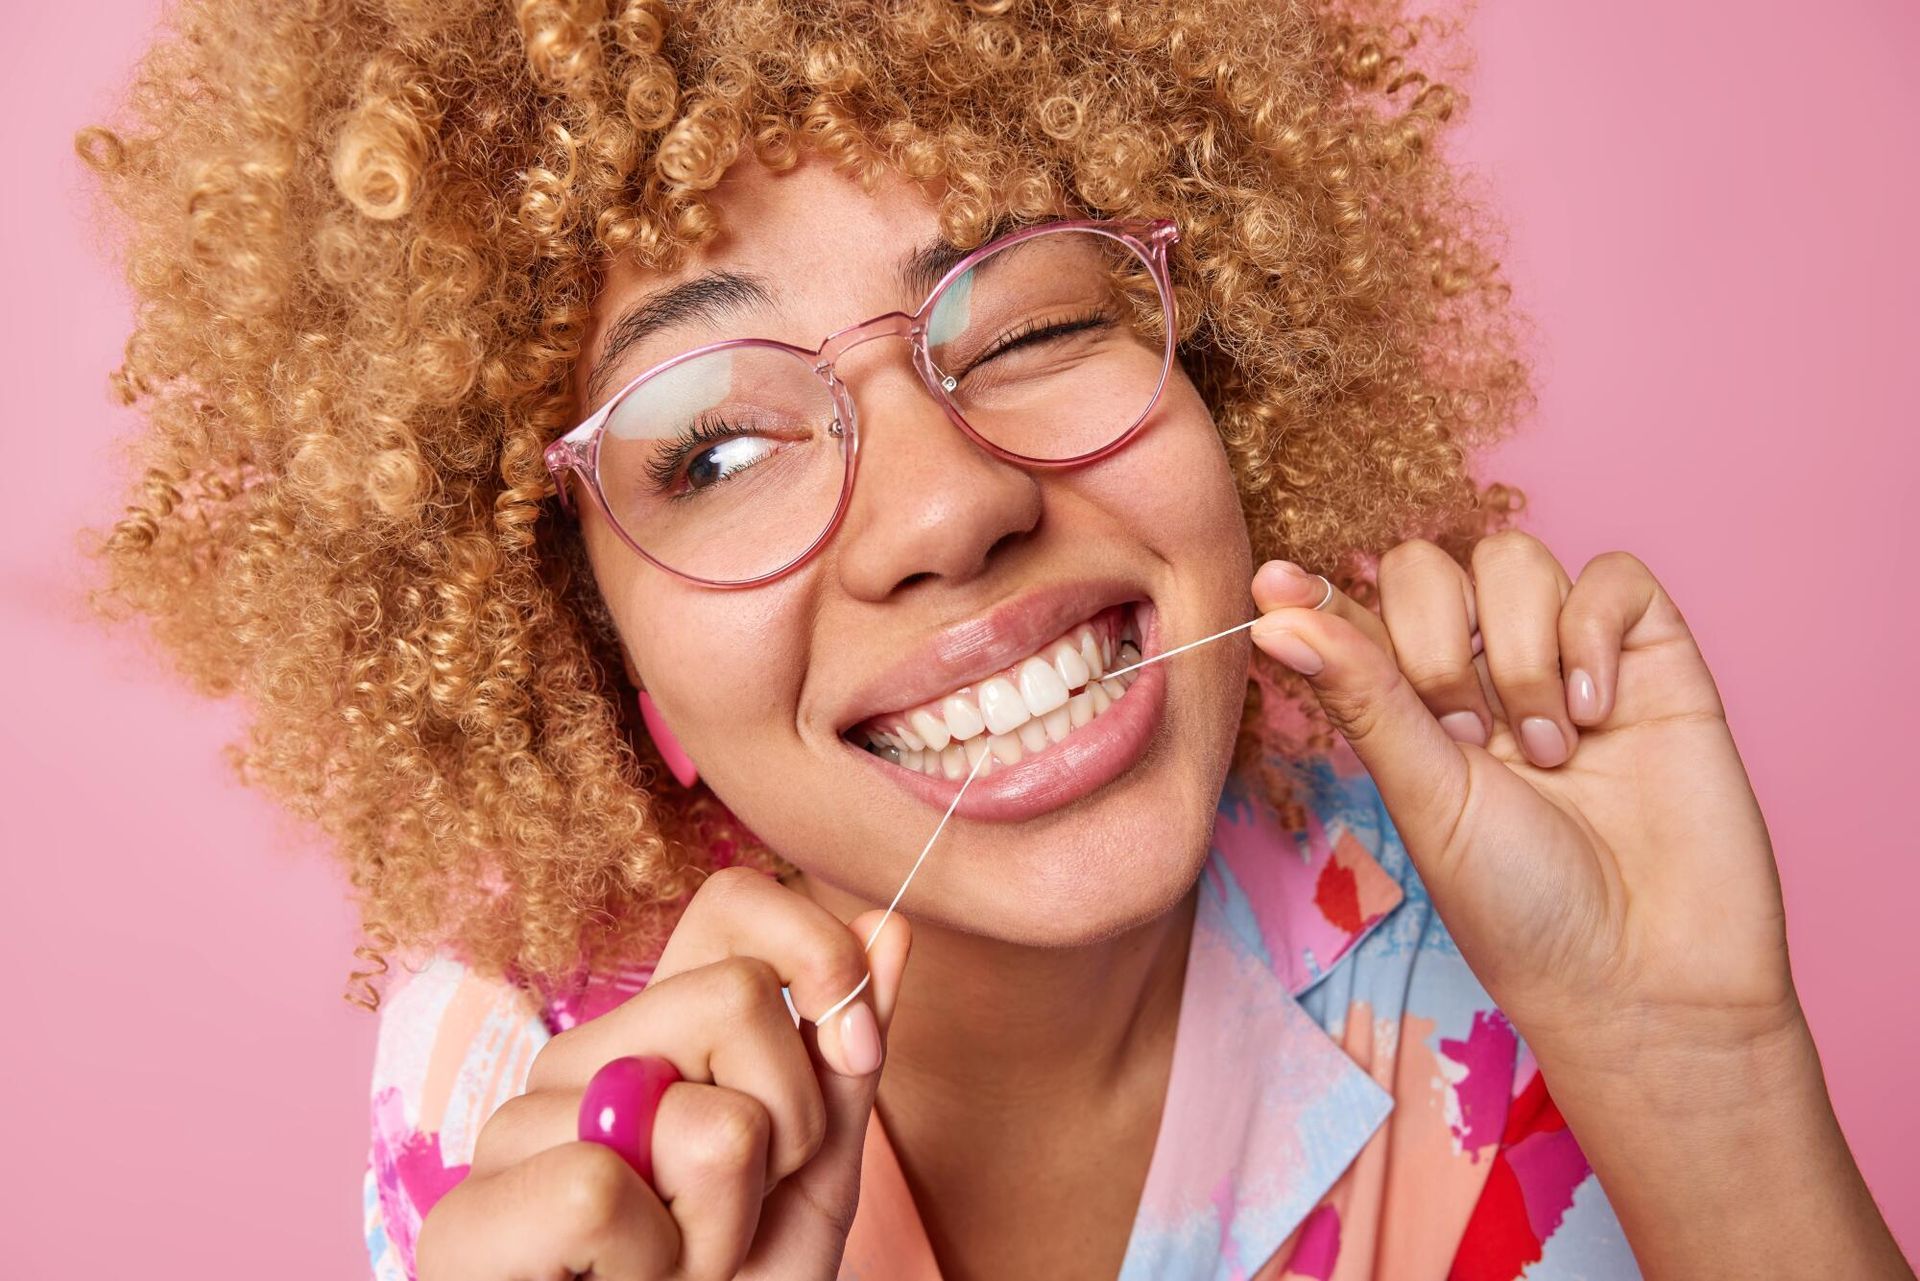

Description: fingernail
[1568,668,1599,721]
[839,1001,883,1075]
[1439,710,1487,746]
[1259,559,1313,585]
[1519,716,1569,767]
[1254,560,1318,605]
[1254,624,1323,675]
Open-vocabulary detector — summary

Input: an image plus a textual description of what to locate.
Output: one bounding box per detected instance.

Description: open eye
[685,434,778,491]
[640,413,789,497]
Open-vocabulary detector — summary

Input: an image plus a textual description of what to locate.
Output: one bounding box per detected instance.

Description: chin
[964,832,1214,949]
[937,725,1231,946]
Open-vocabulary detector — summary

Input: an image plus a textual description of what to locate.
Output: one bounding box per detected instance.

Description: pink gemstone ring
[577,1055,682,1189]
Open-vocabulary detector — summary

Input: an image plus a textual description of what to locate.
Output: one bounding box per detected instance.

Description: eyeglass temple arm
[545,437,590,515]
[545,394,619,515]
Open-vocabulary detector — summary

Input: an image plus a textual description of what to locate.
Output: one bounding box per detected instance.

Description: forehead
[688,155,939,269]
[601,157,945,327]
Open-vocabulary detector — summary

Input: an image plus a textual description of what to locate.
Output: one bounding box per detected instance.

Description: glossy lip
[833,578,1150,734]
[842,599,1166,822]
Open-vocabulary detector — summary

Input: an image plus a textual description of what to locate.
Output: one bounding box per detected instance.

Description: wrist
[1526,992,1818,1127]
[1531,1003,1912,1280]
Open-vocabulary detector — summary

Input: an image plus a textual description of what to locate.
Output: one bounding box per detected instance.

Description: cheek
[584,517,811,747]
[1085,381,1251,578]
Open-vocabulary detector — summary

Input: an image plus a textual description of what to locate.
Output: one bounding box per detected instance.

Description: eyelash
[965,306,1115,372]
[643,412,749,495]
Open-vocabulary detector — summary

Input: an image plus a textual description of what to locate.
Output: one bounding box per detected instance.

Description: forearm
[1537,1007,1912,1280]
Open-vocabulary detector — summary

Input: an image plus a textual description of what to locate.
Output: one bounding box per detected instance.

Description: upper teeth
[856,610,1145,778]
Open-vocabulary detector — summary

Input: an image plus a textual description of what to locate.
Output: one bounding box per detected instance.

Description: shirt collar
[842,763,1408,1281]
[1116,766,1405,1281]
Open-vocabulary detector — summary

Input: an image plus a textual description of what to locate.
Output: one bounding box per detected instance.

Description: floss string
[812,748,987,1027]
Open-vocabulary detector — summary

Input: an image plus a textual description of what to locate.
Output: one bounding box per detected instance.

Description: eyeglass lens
[594,227,1170,583]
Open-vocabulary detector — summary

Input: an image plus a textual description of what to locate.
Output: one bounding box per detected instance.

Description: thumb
[854,909,912,1033]
[808,909,910,1084]
[808,910,909,1163]
[1251,604,1474,869]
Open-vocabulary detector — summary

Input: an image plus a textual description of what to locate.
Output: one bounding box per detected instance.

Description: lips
[846,604,1144,780]
[836,587,1168,822]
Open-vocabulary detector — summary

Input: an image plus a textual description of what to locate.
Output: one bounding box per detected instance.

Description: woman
[80,0,1911,1277]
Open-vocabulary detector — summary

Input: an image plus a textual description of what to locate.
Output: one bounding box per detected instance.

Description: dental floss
[812,747,988,1028]
[811,573,1331,1030]
[1099,571,1334,682]
[1100,616,1258,682]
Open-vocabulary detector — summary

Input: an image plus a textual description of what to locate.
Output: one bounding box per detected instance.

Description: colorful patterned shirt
[364,748,1642,1279]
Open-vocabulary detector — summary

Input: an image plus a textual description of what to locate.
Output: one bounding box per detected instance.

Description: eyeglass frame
[544,215,1182,589]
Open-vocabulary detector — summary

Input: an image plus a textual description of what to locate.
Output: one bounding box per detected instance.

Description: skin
[417,155,1914,1280]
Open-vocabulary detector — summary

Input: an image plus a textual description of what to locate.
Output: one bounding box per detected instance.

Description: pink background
[4,0,1914,1272]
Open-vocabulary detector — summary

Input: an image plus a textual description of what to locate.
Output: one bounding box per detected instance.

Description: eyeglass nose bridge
[812,310,962,396]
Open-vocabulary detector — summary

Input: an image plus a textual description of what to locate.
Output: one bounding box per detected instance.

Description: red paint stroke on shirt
[1313,858,1364,933]
[1448,1071,1592,1281]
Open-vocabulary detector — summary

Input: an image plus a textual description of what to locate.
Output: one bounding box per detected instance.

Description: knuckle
[1585,548,1649,579]
[472,1092,539,1172]
[554,1142,636,1237]
[1398,655,1476,701]
[414,1180,473,1273]
[713,955,783,1015]
[1379,537,1449,578]
[797,933,868,1004]
[695,865,764,914]
[1471,528,1540,573]
[1558,598,1615,646]
[1315,680,1388,744]
[686,1092,770,1174]
[1489,648,1559,689]
[526,1029,580,1093]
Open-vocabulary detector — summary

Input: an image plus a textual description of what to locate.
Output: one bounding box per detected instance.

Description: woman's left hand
[1249,534,1793,1075]
[1251,536,1919,1280]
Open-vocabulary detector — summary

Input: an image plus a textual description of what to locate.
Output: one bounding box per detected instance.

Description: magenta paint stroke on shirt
[1439,1008,1518,1156]
[1287,1203,1343,1279]
[1505,1125,1593,1245]
[370,1086,470,1270]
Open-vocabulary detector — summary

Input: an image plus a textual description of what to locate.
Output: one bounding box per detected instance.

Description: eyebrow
[896,213,1028,298]
[582,270,773,409]
[581,214,1037,411]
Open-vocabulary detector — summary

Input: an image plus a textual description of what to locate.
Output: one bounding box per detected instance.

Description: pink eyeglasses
[544,216,1181,587]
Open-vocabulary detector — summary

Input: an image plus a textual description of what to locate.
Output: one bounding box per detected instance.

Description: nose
[830,338,1042,602]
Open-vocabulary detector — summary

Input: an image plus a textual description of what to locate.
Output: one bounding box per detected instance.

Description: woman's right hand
[414,867,911,1281]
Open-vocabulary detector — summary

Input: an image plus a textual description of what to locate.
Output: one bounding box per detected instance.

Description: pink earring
[637,690,699,788]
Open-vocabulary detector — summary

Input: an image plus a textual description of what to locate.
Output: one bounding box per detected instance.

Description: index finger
[655,865,892,1084]
[1252,560,1396,659]
[652,867,873,1024]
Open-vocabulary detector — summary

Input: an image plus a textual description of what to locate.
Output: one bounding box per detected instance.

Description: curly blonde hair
[78,0,1530,1004]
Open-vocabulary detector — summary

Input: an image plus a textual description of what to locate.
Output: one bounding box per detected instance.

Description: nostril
[894,570,937,592]
[892,525,1027,595]
[984,527,1028,565]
